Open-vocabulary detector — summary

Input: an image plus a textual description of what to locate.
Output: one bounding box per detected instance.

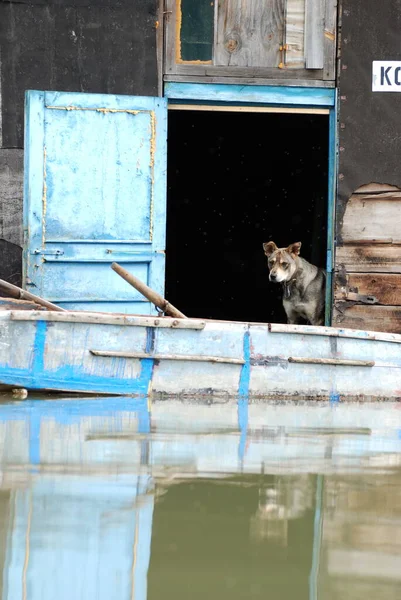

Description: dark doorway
[166,109,329,323]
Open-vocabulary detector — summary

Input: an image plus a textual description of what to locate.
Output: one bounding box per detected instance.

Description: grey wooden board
[336,245,401,274]
[215,0,285,68]
[341,193,401,243]
[305,0,325,69]
[170,63,324,78]
[285,0,306,68]
[323,0,337,80]
[333,304,401,334]
[163,74,335,87]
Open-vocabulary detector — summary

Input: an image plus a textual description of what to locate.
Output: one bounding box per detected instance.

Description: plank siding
[215,0,285,68]
[335,273,401,306]
[341,193,401,244]
[305,0,325,69]
[285,0,306,68]
[336,245,401,274]
[334,187,401,333]
[323,0,337,80]
[165,0,337,80]
[333,305,401,335]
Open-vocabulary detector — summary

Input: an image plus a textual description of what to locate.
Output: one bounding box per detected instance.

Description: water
[0,395,400,599]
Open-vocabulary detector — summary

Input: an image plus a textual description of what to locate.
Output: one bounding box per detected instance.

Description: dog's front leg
[284,306,301,325]
[312,316,325,327]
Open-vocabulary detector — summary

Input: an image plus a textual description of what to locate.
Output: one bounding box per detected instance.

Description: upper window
[164,0,337,83]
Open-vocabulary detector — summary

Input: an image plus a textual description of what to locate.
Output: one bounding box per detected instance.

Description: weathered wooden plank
[215,0,285,68]
[285,0,305,69]
[173,63,325,78]
[336,245,401,273]
[90,350,245,365]
[0,298,46,311]
[341,194,401,243]
[288,356,375,367]
[111,262,186,319]
[354,183,400,195]
[305,0,325,69]
[269,322,401,344]
[333,304,401,334]
[156,0,164,96]
[163,74,336,87]
[164,0,177,74]
[323,0,337,80]
[10,311,206,329]
[335,273,401,306]
[168,104,329,114]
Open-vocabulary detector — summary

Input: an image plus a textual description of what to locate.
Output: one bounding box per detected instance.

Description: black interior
[166,109,329,323]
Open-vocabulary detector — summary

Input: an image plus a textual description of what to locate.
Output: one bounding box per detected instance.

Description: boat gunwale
[4,310,401,344]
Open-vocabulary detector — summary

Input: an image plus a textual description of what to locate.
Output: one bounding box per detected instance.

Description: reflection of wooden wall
[334,184,401,333]
[321,475,401,598]
[0,492,10,600]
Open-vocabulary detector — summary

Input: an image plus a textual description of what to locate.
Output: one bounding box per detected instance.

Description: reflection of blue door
[24,91,167,313]
[0,397,154,600]
[6,477,154,600]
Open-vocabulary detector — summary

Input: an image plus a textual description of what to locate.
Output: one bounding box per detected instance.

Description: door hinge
[32,249,64,256]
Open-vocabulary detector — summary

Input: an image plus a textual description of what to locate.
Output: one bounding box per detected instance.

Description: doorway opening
[166,108,329,323]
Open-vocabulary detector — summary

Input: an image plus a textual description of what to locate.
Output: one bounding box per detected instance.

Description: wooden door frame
[164,82,338,326]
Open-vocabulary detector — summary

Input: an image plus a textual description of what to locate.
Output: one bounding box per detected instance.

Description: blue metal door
[23,91,167,313]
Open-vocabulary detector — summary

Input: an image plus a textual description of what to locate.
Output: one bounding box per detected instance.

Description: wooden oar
[0,279,65,312]
[111,263,187,319]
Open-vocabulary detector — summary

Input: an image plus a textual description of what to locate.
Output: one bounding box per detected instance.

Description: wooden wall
[321,474,401,598]
[165,0,337,83]
[334,185,401,333]
[334,0,401,334]
[0,0,159,285]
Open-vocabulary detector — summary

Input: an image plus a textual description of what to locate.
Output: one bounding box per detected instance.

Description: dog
[262,241,326,326]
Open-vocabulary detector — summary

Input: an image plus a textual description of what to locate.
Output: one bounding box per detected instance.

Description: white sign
[372,61,401,92]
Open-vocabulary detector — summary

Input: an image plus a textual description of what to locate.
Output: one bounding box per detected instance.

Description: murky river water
[0,395,400,599]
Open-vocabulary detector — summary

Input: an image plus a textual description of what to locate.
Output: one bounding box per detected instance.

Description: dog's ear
[287,242,302,256]
[263,241,277,256]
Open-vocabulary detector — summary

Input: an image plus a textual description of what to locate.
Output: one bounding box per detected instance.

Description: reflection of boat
[0,399,400,599]
[0,308,400,399]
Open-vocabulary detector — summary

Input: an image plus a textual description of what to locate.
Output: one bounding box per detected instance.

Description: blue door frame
[164,83,338,326]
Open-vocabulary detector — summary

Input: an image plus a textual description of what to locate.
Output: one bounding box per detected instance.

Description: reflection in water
[0,397,399,598]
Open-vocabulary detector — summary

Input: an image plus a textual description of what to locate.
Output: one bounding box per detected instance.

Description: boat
[0,302,400,400]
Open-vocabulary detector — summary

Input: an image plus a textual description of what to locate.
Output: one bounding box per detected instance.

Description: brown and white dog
[262,241,326,326]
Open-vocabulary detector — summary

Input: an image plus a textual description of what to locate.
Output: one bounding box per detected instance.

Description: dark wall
[337,0,401,233]
[0,0,158,284]
[334,0,401,333]
[0,0,159,148]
